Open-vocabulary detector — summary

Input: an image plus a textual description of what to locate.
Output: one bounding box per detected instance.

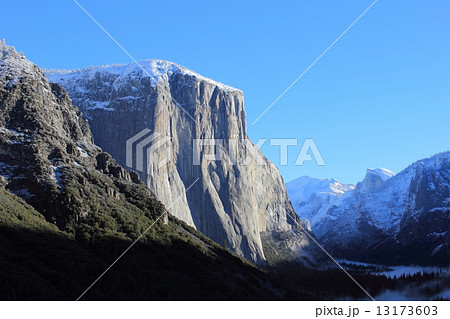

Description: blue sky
[2,0,449,184]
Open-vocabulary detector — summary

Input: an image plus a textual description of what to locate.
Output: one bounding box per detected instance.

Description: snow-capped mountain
[286,176,354,229]
[290,154,450,266]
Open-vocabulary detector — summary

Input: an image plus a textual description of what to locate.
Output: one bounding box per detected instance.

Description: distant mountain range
[287,155,450,266]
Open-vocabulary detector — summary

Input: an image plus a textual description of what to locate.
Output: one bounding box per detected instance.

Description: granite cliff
[0,40,298,299]
[46,60,318,264]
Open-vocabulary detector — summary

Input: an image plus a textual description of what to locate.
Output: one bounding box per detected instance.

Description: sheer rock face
[46,61,317,263]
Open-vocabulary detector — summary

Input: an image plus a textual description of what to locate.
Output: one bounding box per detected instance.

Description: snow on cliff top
[0,39,39,84]
[45,59,241,93]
